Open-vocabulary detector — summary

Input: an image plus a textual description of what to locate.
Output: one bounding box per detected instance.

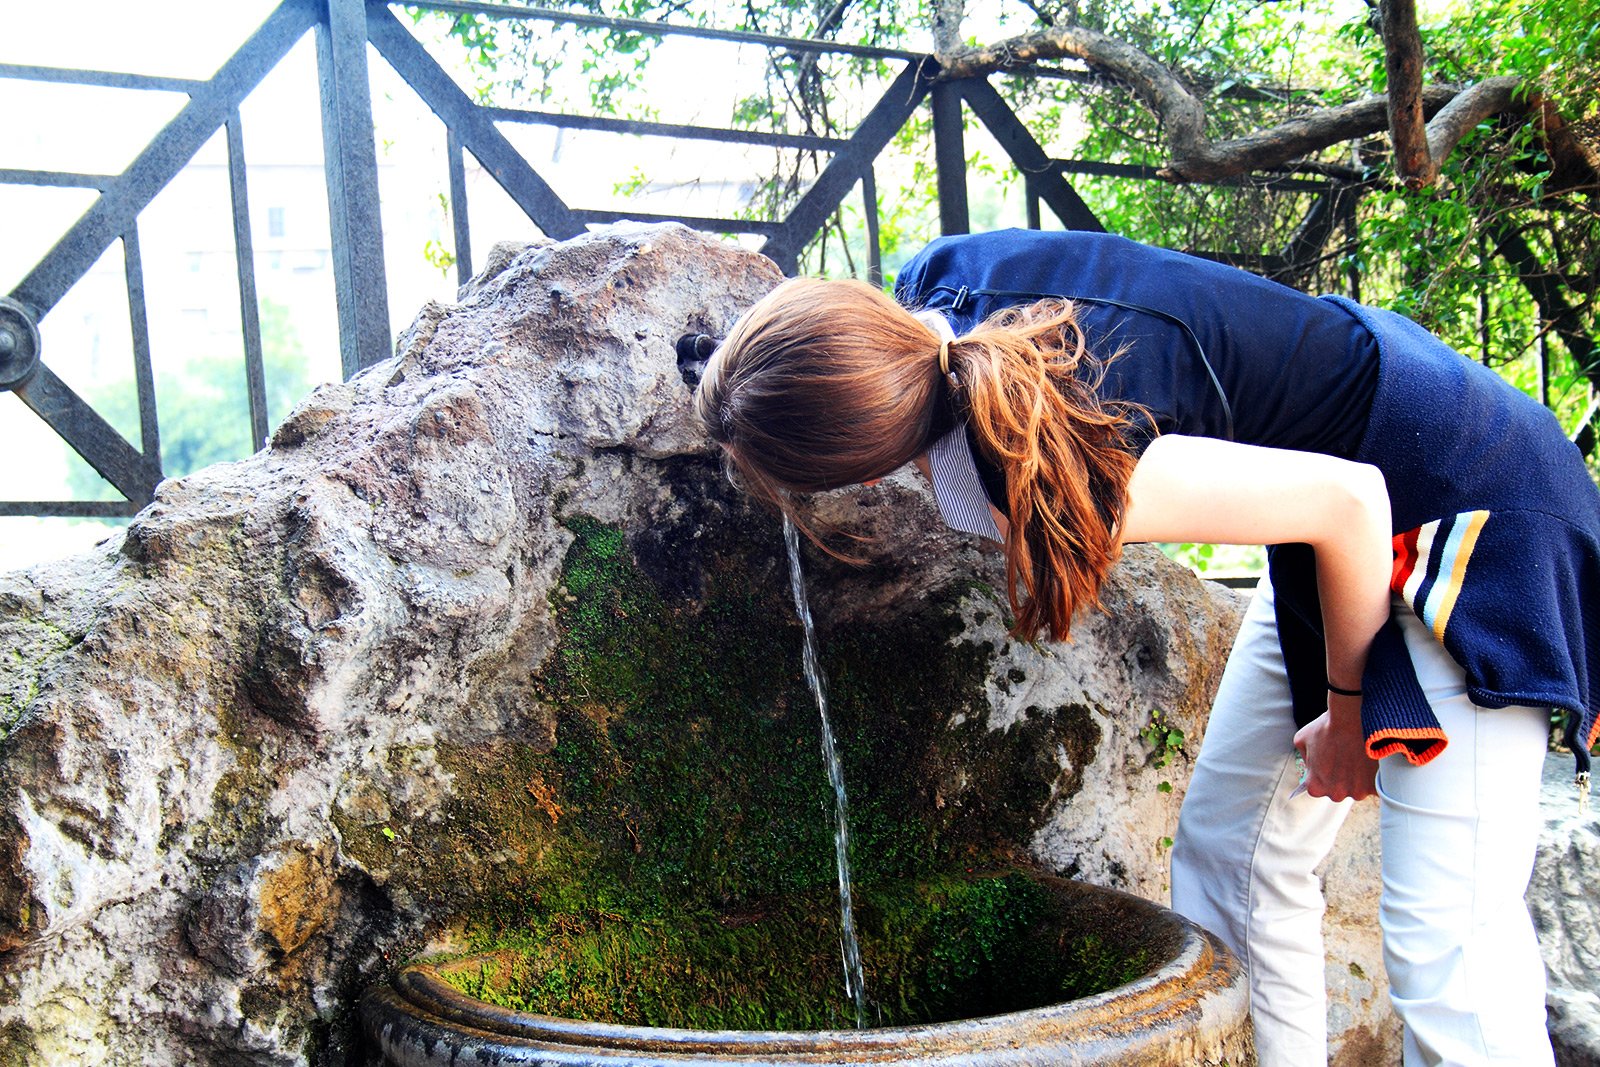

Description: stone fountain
[0,225,1265,1065]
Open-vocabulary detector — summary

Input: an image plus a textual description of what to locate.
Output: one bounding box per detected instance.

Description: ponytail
[944,300,1141,642]
[696,280,1142,643]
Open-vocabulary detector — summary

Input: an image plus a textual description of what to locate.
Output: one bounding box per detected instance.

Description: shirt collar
[918,310,1003,542]
[928,424,1003,541]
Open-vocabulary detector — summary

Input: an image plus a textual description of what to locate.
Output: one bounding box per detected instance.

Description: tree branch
[1165,84,1459,182]
[940,25,1209,158]
[942,22,1529,186]
[930,0,966,57]
[1379,0,1435,187]
[1423,76,1521,166]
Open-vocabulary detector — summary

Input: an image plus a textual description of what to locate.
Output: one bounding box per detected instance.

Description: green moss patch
[0,615,81,740]
[433,872,1149,1030]
[378,494,1112,1027]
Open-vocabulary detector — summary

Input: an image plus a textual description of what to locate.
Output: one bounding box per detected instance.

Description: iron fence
[4,0,1567,523]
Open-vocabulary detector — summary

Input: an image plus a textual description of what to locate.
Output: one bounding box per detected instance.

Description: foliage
[1329,0,1598,424]
[1139,706,1185,770]
[1040,0,1597,423]
[67,300,313,500]
[406,0,1594,419]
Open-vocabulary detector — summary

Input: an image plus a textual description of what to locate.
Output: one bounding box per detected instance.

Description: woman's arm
[1120,434,1394,801]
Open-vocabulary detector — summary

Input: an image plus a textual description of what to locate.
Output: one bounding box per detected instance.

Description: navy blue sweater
[896,229,1600,773]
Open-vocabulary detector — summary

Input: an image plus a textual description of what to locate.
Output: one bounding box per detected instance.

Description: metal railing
[0,0,1408,520]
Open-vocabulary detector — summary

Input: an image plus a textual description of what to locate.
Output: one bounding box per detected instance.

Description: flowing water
[782,516,869,1028]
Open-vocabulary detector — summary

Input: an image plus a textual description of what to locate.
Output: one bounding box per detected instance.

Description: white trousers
[1170,577,1554,1067]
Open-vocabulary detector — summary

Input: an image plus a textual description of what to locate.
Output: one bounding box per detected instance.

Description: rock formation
[0,222,1584,1066]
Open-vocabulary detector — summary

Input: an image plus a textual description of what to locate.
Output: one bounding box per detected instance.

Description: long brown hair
[694,276,1142,642]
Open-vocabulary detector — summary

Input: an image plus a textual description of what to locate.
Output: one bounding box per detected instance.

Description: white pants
[1171,577,1554,1066]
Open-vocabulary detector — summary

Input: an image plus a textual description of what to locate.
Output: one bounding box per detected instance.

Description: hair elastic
[1327,682,1363,697]
[938,338,952,378]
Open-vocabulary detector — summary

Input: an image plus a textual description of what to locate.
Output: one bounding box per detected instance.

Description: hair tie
[938,339,953,381]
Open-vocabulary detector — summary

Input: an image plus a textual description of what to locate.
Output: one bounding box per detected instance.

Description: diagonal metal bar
[12,365,160,504]
[1274,186,1357,287]
[320,0,392,377]
[367,4,585,241]
[1571,396,1600,458]
[760,60,934,274]
[960,78,1103,233]
[227,113,270,450]
[8,0,318,319]
[1492,227,1598,377]
[1493,226,1600,457]
[122,226,160,462]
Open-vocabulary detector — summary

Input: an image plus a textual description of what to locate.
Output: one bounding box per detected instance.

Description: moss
[372,495,1121,1027]
[0,615,81,741]
[431,873,1148,1030]
[0,1021,37,1067]
[190,701,273,858]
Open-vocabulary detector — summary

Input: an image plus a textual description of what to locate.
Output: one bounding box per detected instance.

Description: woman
[693,227,1598,1067]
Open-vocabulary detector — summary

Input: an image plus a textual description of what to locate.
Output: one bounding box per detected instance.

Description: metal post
[1535,300,1550,408]
[447,129,473,289]
[227,113,270,450]
[317,0,391,378]
[931,80,968,236]
[863,165,881,286]
[122,226,160,463]
[1478,234,1490,366]
[1343,194,1361,303]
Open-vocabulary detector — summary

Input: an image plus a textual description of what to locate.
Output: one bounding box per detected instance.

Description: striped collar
[928,425,1002,541]
[918,310,1003,542]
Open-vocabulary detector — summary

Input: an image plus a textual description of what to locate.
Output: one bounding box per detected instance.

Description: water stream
[782,516,869,1028]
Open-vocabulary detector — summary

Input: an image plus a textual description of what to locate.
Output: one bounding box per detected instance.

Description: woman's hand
[1292,694,1378,802]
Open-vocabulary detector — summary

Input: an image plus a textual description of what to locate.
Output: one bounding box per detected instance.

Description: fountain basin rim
[361,878,1248,1065]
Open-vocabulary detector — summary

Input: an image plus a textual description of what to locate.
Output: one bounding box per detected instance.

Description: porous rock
[1532,760,1600,1067]
[0,222,1466,1064]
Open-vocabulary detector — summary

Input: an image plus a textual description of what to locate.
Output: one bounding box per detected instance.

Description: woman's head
[693,277,948,507]
[694,278,1142,644]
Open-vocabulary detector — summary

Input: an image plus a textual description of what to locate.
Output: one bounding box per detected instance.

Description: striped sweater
[1276,297,1600,775]
[896,231,1600,778]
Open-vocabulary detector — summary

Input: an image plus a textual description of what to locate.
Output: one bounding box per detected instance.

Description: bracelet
[1327,682,1363,698]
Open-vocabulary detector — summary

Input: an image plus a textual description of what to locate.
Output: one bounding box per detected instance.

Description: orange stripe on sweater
[1390,527,1420,596]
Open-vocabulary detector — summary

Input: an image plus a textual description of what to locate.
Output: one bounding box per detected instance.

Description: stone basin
[359,874,1255,1066]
